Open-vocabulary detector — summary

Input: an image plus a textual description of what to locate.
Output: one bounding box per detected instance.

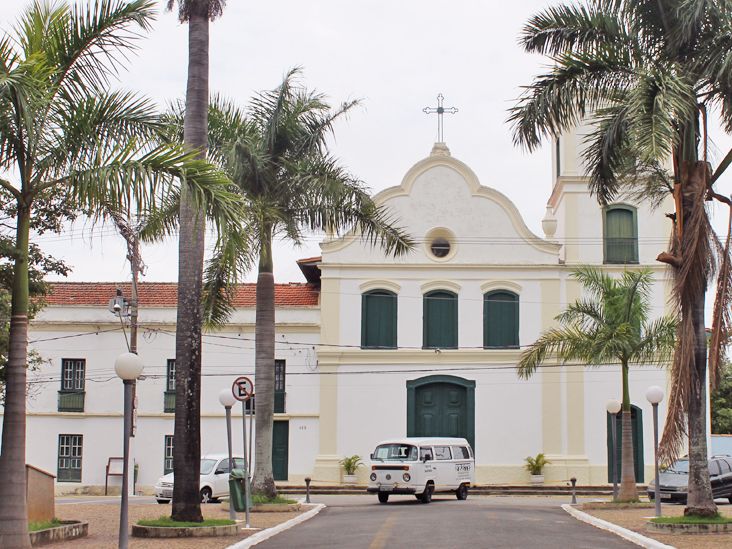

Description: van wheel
[456,484,468,500]
[420,484,434,504]
[378,492,389,503]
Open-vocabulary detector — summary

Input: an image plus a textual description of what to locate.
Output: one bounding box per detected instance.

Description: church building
[14,124,672,493]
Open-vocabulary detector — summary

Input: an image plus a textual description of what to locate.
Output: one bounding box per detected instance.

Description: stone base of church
[312,455,344,484]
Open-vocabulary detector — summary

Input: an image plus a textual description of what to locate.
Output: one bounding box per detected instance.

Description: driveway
[258,494,637,549]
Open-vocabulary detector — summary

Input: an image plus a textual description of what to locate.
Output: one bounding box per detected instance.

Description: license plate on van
[660,493,672,500]
[379,485,391,491]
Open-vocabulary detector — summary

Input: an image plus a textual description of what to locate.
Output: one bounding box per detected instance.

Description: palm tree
[0,1,239,545]
[202,71,413,496]
[518,267,675,501]
[509,0,732,517]
[166,0,226,522]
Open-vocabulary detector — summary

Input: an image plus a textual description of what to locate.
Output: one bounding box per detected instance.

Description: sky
[3,0,732,285]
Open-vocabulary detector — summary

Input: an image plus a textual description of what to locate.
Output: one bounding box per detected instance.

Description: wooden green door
[272,421,289,481]
[606,405,644,483]
[414,383,467,440]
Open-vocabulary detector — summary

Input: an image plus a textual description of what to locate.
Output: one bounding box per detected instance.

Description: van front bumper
[367,486,416,495]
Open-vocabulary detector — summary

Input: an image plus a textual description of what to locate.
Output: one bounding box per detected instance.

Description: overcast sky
[3,0,732,284]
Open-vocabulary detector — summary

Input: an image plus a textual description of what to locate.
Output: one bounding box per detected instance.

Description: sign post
[232,376,254,528]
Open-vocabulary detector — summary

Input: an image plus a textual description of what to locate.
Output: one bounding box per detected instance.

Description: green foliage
[524,453,550,475]
[650,514,732,525]
[27,519,61,532]
[518,266,676,380]
[712,362,732,434]
[137,517,235,528]
[339,455,364,475]
[251,494,297,505]
[0,190,73,404]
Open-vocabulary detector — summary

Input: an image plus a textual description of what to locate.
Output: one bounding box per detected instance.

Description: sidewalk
[50,499,308,548]
[579,502,732,549]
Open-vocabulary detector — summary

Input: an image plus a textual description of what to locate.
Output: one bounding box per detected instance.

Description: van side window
[420,448,433,461]
[434,446,452,460]
[451,446,470,459]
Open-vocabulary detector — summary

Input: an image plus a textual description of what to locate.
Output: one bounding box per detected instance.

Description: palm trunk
[172,7,209,523]
[685,284,716,516]
[618,361,637,501]
[253,230,276,497]
[0,204,33,548]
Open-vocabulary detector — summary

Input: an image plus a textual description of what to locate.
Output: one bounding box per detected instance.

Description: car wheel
[729,497,732,504]
[647,493,654,501]
[378,492,389,504]
[156,499,170,504]
[200,487,213,504]
[420,484,434,504]
[456,484,468,501]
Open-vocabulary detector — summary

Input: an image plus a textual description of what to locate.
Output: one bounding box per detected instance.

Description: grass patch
[650,514,732,525]
[251,494,297,505]
[28,519,62,532]
[137,517,236,528]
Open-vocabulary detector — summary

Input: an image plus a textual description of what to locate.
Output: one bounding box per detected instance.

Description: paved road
[258,494,636,549]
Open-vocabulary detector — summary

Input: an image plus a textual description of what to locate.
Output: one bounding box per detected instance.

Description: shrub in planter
[340,455,363,483]
[525,453,550,484]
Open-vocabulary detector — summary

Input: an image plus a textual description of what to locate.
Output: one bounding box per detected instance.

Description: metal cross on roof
[423,93,458,143]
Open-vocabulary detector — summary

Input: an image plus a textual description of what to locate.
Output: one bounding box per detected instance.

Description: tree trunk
[253,231,277,497]
[685,282,717,516]
[618,362,638,501]
[172,8,209,523]
[0,205,33,548]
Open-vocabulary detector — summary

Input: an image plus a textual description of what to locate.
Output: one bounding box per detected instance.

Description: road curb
[225,503,325,549]
[561,504,675,549]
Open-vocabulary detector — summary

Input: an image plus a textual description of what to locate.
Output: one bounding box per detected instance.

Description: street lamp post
[606,399,622,502]
[646,385,665,518]
[114,352,144,549]
[218,389,237,521]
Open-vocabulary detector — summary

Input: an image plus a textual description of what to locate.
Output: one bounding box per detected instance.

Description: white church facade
[10,128,673,494]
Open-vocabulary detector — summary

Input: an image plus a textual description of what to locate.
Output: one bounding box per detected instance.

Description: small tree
[202,71,413,497]
[517,267,675,501]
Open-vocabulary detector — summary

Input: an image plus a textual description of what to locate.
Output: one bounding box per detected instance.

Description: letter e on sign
[232,376,254,401]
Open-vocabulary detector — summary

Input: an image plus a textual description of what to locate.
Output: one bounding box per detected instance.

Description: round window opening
[430,237,451,258]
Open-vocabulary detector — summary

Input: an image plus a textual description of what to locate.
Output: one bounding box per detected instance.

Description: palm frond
[202,228,253,328]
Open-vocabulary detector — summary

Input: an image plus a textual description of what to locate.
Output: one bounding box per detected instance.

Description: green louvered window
[484,291,519,348]
[604,206,638,264]
[361,290,397,349]
[423,290,458,349]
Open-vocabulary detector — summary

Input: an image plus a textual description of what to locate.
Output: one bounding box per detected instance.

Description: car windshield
[200,459,217,475]
[373,444,418,461]
[667,459,689,474]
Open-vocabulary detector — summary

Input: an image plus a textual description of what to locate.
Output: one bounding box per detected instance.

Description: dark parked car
[647,455,732,504]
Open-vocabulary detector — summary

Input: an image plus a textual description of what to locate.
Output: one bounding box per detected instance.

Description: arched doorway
[406,375,475,451]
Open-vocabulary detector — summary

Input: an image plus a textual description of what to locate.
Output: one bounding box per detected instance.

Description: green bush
[525,453,550,475]
[340,455,363,475]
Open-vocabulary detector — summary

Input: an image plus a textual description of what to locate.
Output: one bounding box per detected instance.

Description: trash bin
[229,468,247,512]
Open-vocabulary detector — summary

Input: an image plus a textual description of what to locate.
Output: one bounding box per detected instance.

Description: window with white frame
[58,434,83,482]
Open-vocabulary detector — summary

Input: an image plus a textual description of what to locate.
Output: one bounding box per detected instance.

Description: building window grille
[483,291,519,348]
[58,359,85,412]
[423,290,458,349]
[58,434,83,482]
[361,290,397,349]
[604,206,639,264]
[164,359,176,413]
[164,435,174,475]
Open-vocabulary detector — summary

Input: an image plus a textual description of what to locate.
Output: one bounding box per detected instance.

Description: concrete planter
[342,474,358,485]
[132,523,239,538]
[647,521,732,535]
[530,475,544,485]
[30,520,88,546]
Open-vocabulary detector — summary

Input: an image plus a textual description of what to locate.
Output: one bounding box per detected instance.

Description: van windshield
[373,444,418,462]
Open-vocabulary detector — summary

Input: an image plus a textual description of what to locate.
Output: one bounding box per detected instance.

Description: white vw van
[366,437,475,504]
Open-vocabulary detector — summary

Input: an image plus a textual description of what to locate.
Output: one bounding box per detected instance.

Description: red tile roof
[45,282,319,308]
